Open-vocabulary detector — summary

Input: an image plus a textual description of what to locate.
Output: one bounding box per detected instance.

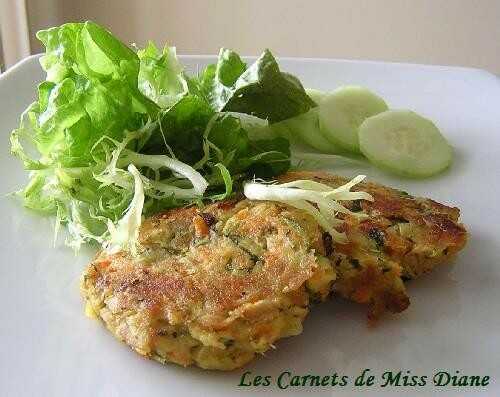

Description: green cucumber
[318,86,388,153]
[306,88,328,104]
[359,110,453,178]
[273,108,340,153]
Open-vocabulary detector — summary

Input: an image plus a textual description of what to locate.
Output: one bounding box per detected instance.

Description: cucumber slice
[318,86,388,153]
[273,108,340,153]
[306,88,328,104]
[359,110,452,178]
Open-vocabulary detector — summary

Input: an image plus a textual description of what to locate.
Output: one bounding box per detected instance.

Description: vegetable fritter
[279,171,467,320]
[81,200,335,370]
[81,171,466,369]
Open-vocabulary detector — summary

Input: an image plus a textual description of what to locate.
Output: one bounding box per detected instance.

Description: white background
[24,0,500,74]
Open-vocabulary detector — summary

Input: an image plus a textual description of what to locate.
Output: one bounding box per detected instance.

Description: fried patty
[81,171,467,369]
[279,171,467,320]
[81,200,335,370]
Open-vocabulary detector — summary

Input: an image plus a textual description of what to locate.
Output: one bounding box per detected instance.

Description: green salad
[10,21,453,252]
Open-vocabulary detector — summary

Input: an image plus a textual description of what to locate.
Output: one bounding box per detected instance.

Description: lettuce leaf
[140,94,214,164]
[204,113,290,177]
[9,21,311,252]
[137,41,188,108]
[16,22,158,169]
[196,48,316,122]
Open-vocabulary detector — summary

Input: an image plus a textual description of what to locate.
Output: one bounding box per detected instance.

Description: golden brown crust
[81,200,334,370]
[280,171,467,276]
[278,171,467,320]
[81,170,467,369]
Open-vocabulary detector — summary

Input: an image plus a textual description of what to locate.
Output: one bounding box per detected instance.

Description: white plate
[1,55,499,397]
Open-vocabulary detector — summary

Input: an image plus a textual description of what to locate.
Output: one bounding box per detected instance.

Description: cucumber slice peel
[271,108,340,154]
[318,86,388,153]
[305,88,328,104]
[359,110,453,178]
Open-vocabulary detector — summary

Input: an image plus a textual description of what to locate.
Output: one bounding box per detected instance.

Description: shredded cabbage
[243,176,374,243]
[9,21,318,255]
[105,164,145,255]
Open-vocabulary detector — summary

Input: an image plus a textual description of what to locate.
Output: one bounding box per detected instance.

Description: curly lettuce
[10,21,314,252]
